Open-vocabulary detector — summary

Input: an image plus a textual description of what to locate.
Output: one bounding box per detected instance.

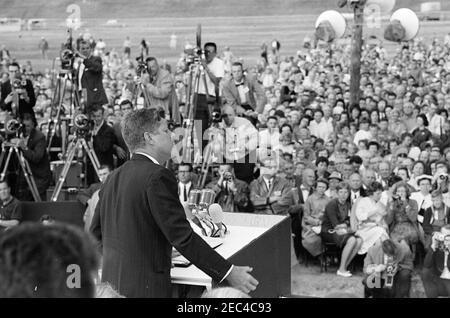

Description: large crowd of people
[0,28,450,298]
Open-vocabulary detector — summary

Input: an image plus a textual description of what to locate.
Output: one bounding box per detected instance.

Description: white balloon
[366,0,396,13]
[315,10,347,39]
[390,8,420,41]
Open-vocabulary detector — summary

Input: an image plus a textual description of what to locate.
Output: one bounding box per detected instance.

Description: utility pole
[349,1,366,108]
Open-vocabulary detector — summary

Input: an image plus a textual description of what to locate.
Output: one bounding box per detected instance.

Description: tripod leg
[140,83,152,109]
[51,140,78,201]
[16,148,41,202]
[0,147,14,181]
[81,138,101,180]
[47,75,68,153]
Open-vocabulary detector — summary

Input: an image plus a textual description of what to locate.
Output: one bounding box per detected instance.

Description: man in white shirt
[428,104,445,136]
[219,106,258,184]
[410,175,433,223]
[177,163,195,204]
[308,109,333,141]
[353,118,372,145]
[195,42,224,148]
[258,116,280,159]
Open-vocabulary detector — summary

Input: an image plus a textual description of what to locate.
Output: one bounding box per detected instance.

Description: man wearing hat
[325,171,342,199]
[410,175,433,224]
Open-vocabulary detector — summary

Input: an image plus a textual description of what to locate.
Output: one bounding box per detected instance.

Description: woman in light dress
[351,182,389,255]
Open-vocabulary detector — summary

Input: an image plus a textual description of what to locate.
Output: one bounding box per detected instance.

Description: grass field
[0,1,450,72]
[1,15,450,73]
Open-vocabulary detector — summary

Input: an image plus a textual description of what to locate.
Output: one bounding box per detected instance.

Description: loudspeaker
[51,161,83,188]
[315,10,347,43]
[384,8,420,42]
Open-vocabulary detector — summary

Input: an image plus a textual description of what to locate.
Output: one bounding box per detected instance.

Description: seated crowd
[0,31,450,298]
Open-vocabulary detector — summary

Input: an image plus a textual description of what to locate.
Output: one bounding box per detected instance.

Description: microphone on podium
[208,203,223,229]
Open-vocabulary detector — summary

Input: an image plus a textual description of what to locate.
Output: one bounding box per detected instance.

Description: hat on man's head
[416,174,433,185]
[329,171,343,181]
[395,147,409,157]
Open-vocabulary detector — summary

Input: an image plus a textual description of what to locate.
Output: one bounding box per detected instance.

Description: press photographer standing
[195,42,224,145]
[75,40,108,112]
[141,57,179,123]
[0,62,36,117]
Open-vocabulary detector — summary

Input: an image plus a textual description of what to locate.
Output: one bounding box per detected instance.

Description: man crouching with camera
[422,225,450,297]
[363,238,413,298]
[0,62,36,117]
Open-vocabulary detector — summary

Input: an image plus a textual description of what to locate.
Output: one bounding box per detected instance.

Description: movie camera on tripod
[4,118,23,136]
[59,28,81,71]
[183,24,207,69]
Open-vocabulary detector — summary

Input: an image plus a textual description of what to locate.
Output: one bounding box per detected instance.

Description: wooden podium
[171,212,291,298]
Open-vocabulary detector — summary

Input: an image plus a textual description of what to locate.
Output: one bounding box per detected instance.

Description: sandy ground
[290,258,427,298]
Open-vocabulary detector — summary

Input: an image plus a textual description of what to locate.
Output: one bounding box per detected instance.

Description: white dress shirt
[178,181,192,203]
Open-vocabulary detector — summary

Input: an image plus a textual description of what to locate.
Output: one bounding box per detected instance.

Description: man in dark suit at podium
[90,108,258,298]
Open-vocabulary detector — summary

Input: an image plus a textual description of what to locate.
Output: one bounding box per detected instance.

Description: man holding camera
[222,62,266,125]
[75,40,108,112]
[363,239,413,298]
[141,57,179,124]
[195,42,224,146]
[12,113,52,201]
[0,62,36,117]
[205,163,250,212]
[421,225,450,297]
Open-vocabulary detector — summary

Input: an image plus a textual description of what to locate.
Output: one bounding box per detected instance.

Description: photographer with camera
[205,163,250,212]
[363,238,413,298]
[422,225,450,297]
[195,42,224,145]
[139,57,179,123]
[0,62,36,117]
[75,40,108,112]
[11,112,51,201]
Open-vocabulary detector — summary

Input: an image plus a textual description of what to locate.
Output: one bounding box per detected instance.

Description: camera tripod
[196,123,225,189]
[181,60,211,165]
[46,67,84,155]
[0,142,41,202]
[50,129,101,202]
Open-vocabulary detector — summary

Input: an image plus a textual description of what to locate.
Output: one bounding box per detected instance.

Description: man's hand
[226,266,259,294]
[115,146,127,160]
[376,264,386,273]
[4,92,14,104]
[269,195,281,204]
[17,139,27,150]
[19,90,30,103]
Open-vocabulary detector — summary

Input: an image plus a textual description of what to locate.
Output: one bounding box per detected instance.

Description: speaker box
[51,161,83,188]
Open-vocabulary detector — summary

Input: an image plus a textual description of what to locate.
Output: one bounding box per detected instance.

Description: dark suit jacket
[90,154,232,297]
[422,206,450,235]
[77,55,108,109]
[249,176,292,215]
[112,122,129,166]
[0,79,36,116]
[93,122,117,168]
[222,75,266,113]
[205,177,250,212]
[21,128,52,193]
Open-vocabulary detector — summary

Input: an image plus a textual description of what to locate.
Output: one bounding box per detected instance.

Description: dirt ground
[290,258,427,298]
